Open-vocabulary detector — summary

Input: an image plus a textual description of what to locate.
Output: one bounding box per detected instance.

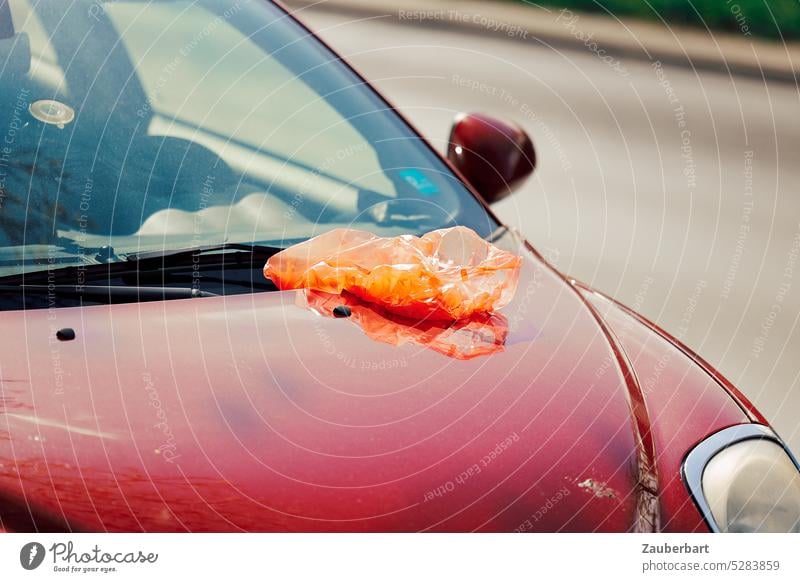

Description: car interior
[0,0,483,266]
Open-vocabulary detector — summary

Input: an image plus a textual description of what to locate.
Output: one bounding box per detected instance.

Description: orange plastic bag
[301,290,508,360]
[264,226,522,321]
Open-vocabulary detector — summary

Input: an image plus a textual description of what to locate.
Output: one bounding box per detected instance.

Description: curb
[283,0,800,84]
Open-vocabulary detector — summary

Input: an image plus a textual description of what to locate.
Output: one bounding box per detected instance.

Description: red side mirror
[446,113,535,204]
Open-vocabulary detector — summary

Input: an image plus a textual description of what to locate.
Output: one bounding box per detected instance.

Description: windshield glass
[0,0,497,278]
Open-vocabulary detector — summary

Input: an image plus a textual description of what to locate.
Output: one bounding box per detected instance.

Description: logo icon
[20,542,46,570]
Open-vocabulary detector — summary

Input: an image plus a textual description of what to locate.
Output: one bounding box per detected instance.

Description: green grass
[515,0,800,40]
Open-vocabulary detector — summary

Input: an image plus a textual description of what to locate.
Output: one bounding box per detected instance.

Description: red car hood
[1,236,665,532]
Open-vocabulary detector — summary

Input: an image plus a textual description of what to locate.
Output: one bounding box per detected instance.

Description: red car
[0,0,798,533]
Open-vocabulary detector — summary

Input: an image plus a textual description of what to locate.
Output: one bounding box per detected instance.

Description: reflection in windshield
[0,0,496,278]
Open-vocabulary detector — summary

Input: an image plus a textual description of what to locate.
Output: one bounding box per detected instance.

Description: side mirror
[446,113,535,204]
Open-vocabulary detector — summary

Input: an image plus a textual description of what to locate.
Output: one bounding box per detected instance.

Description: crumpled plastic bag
[301,290,508,360]
[264,226,521,321]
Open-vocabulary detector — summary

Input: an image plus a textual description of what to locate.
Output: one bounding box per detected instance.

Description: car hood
[0,231,659,532]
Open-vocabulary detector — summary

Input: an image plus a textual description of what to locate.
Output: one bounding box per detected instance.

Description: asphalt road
[296,8,800,451]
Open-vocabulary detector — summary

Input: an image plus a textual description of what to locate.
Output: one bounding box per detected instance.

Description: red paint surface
[578,287,751,532]
[0,234,759,532]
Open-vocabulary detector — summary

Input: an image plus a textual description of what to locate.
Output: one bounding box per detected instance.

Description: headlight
[683,424,800,532]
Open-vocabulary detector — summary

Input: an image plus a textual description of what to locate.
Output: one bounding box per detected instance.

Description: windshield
[0,0,496,278]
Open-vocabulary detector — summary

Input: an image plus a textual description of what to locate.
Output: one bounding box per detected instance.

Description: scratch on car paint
[577,478,617,499]
[0,388,33,412]
[3,413,118,440]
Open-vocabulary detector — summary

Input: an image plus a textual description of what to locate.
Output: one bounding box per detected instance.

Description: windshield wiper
[125,241,286,263]
[0,284,217,302]
[0,241,286,287]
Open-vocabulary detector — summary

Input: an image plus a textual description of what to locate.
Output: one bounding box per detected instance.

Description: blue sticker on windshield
[398,169,439,195]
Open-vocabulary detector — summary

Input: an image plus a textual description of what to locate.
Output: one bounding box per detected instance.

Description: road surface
[296,7,800,451]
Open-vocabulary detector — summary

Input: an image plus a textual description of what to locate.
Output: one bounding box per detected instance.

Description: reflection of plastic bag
[265,226,522,321]
[301,290,508,360]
